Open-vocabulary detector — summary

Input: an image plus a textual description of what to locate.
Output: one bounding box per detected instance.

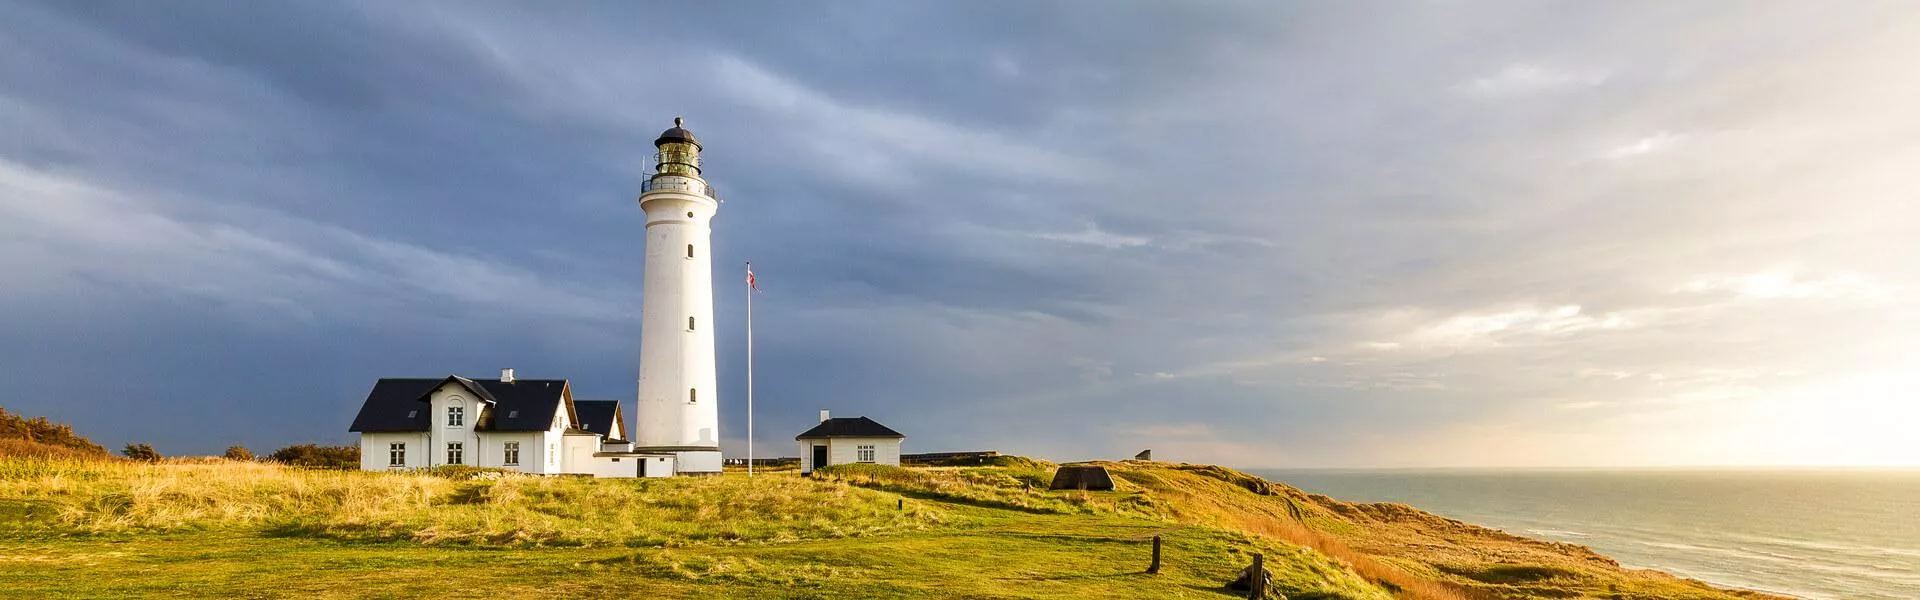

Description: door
[638,457,647,477]
[811,444,828,472]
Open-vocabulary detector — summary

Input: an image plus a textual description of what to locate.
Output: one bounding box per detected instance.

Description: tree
[268,443,359,469]
[122,443,161,462]
[223,445,254,461]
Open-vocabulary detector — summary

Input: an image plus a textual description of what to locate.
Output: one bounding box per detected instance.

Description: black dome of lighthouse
[653,117,700,148]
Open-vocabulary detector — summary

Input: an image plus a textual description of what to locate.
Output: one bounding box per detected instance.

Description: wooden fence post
[1146,535,1162,574]
[1248,553,1265,599]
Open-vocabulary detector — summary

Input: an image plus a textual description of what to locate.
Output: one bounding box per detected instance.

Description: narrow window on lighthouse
[689,388,697,403]
[689,316,696,330]
[686,244,694,258]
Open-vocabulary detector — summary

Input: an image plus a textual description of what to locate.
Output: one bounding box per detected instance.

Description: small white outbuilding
[796,411,904,474]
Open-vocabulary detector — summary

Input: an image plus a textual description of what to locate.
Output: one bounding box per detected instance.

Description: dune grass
[0,458,940,546]
[0,457,1789,600]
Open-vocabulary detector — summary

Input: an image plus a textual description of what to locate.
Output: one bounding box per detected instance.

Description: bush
[0,407,109,456]
[122,443,162,462]
[223,446,255,461]
[268,444,359,469]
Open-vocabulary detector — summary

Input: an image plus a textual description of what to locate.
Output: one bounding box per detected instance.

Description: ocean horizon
[1249,467,1920,600]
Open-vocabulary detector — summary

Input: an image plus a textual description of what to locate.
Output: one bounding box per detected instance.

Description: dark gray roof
[347,376,571,433]
[795,416,904,440]
[653,118,699,148]
[573,400,623,440]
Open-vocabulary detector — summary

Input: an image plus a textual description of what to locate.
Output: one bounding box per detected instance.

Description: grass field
[0,458,1787,599]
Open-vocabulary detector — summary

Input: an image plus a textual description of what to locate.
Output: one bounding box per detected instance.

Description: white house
[347,370,674,478]
[796,411,905,474]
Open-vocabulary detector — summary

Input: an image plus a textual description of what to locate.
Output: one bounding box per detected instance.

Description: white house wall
[799,437,902,472]
[427,382,482,469]
[562,434,598,474]
[474,432,543,472]
[358,432,429,471]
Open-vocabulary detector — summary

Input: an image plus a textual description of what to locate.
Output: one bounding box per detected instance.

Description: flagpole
[746,261,754,477]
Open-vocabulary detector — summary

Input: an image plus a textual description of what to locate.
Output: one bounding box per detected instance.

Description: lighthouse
[633,118,722,474]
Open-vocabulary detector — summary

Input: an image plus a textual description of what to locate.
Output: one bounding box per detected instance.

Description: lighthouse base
[670,449,723,475]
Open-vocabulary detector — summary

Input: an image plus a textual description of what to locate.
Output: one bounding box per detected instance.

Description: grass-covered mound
[0,455,1790,600]
[0,458,941,546]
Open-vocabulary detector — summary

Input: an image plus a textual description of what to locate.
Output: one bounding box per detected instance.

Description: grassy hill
[0,455,1787,599]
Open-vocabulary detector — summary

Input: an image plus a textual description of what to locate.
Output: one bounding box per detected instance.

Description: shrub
[223,446,255,461]
[268,444,359,469]
[122,443,161,462]
[0,407,109,456]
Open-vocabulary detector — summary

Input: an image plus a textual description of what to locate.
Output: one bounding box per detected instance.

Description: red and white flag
[746,262,760,293]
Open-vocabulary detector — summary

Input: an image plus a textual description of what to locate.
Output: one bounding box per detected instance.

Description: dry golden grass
[0,438,112,461]
[0,459,942,546]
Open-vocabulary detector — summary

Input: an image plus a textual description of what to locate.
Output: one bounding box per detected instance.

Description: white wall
[427,381,481,468]
[582,454,674,478]
[474,432,542,473]
[799,437,902,472]
[640,455,675,478]
[561,433,599,475]
[358,432,429,471]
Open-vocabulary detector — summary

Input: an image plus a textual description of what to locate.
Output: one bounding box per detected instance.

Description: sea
[1249,469,1920,600]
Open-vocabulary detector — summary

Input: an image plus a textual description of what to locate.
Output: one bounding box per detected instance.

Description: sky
[2,1,1917,468]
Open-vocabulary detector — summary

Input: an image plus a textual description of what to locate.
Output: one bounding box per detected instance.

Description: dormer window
[448,406,464,427]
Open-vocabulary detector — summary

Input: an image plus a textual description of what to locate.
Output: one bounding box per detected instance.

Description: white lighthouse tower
[633,118,722,474]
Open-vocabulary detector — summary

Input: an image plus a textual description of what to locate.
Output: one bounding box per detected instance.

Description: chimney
[500,368,515,383]
[819,409,830,423]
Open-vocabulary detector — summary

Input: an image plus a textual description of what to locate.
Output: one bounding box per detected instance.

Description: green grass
[0,458,1790,600]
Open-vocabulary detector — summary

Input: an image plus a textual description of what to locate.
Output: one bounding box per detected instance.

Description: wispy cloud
[1602,132,1685,160]
[710,55,1101,187]
[1028,223,1151,249]
[1675,271,1898,301]
[0,159,630,326]
[1453,63,1606,95]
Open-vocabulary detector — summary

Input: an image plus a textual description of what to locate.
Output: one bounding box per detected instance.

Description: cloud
[1675,271,1898,301]
[1028,223,1151,249]
[4,2,1919,468]
[1602,132,1684,159]
[709,55,1101,188]
[1454,63,1606,95]
[0,159,631,327]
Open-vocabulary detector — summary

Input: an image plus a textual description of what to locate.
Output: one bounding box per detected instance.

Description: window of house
[857,445,876,463]
[447,442,464,465]
[448,406,464,427]
[549,443,557,466]
[503,441,520,466]
[389,442,406,467]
